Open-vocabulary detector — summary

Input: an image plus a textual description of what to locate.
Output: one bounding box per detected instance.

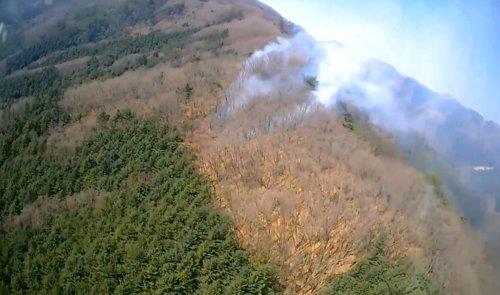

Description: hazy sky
[261,0,500,123]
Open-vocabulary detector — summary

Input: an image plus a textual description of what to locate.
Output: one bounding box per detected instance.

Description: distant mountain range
[336,58,500,225]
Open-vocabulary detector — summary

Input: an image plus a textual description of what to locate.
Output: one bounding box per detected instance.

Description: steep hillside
[1,116,279,293]
[324,57,500,273]
[0,0,285,293]
[0,0,497,294]
[339,59,500,225]
[190,34,496,294]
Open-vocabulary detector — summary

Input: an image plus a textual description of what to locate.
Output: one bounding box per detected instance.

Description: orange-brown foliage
[193,93,496,293]
[3,190,105,230]
[26,0,497,293]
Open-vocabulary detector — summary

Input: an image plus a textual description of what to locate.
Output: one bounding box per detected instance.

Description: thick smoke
[217,31,322,118]
[225,30,500,171]
[314,39,455,138]
[223,30,447,137]
[223,30,500,271]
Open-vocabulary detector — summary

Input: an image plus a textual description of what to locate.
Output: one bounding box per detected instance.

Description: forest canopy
[0,115,279,294]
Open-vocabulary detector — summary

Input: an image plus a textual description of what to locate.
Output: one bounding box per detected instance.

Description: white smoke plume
[313,36,455,137]
[218,31,322,117]
[222,30,446,137]
[221,31,500,236]
[221,31,500,180]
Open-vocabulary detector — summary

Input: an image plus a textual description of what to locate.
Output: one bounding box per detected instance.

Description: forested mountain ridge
[330,58,500,273]
[0,0,496,294]
[0,0,284,293]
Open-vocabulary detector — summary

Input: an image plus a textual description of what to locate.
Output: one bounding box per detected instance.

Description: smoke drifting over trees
[1,0,499,293]
[208,29,500,291]
[224,30,500,241]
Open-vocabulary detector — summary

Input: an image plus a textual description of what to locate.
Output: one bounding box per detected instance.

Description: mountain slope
[190,34,496,293]
[1,117,279,293]
[0,0,497,294]
[331,58,500,272]
[350,59,500,213]
[0,0,285,293]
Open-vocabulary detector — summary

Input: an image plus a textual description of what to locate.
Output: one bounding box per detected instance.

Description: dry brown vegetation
[194,104,496,294]
[48,0,282,153]
[188,43,496,294]
[13,0,497,294]
[3,190,105,230]
[0,96,33,126]
[54,56,90,75]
